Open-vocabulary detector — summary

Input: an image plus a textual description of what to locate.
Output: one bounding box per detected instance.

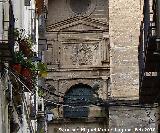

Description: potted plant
[21,59,37,90]
[19,38,34,58]
[14,28,34,58]
[21,67,32,79]
[11,51,24,74]
[12,64,22,74]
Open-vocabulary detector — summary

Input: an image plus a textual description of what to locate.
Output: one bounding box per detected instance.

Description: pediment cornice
[46,16,108,32]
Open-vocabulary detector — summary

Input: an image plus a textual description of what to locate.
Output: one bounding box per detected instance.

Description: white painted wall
[0,2,3,132]
[12,0,24,29]
[3,1,9,40]
[0,1,3,41]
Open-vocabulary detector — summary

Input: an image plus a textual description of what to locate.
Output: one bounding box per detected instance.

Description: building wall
[0,80,2,133]
[0,73,9,133]
[109,106,157,133]
[0,1,10,132]
[46,0,144,99]
[109,0,158,131]
[12,0,24,29]
[3,0,9,40]
[47,119,108,133]
[11,0,38,132]
[45,0,159,132]
[0,1,3,40]
[109,0,143,100]
[46,0,110,131]
[46,0,110,103]
[47,0,108,26]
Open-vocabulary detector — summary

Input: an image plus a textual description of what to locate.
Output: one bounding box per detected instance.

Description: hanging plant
[11,51,25,73]
[12,29,48,91]
[12,64,22,74]
[37,62,48,77]
[38,87,45,98]
[21,67,32,79]
[25,59,37,75]
[10,51,36,90]
[21,67,33,90]
[19,39,34,58]
[14,51,25,64]
[20,59,37,90]
[14,28,22,40]
[14,28,34,58]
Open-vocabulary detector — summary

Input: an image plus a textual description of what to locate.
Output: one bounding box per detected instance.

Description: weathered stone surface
[57,79,108,99]
[109,107,157,133]
[109,0,144,99]
[46,1,109,131]
[46,70,109,80]
[110,85,139,100]
[45,0,159,132]
[47,119,108,133]
[47,0,108,26]
[51,106,106,119]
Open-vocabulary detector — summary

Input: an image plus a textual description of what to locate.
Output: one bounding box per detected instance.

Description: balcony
[139,21,160,104]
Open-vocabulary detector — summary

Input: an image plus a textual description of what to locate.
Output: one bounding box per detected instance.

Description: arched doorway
[63,83,94,118]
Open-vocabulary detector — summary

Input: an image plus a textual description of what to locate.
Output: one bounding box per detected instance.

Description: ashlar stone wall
[109,1,158,132]
[109,0,144,100]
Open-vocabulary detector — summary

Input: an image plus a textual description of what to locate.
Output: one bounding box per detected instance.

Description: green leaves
[37,62,48,77]
[37,62,47,72]
[14,51,25,64]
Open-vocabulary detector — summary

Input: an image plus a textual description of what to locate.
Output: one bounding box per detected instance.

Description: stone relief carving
[93,43,99,50]
[70,43,96,65]
[58,39,110,67]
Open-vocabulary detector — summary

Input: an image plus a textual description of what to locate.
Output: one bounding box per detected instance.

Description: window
[70,0,91,15]
[64,84,94,118]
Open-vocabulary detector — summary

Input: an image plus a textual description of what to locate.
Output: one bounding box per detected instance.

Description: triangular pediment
[46,16,108,32]
[60,21,103,31]
[66,23,95,31]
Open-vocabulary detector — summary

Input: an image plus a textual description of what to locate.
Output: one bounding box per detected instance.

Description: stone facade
[109,0,144,100]
[47,119,108,133]
[45,0,159,132]
[109,0,158,132]
[109,106,157,133]
[45,0,109,132]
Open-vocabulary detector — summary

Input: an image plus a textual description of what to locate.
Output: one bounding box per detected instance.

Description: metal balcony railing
[139,0,160,103]
[139,21,160,104]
